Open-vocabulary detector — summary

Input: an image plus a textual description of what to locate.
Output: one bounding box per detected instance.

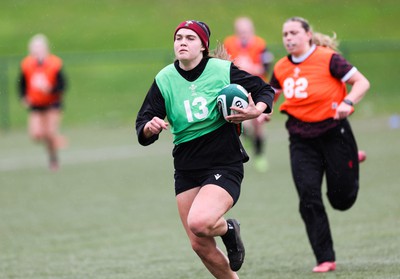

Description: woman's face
[282,20,312,57]
[174,28,205,64]
[29,39,49,61]
[235,18,254,43]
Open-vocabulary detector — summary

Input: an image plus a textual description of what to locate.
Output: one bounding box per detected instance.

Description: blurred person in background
[224,16,274,172]
[270,17,370,273]
[18,34,67,171]
[136,20,274,278]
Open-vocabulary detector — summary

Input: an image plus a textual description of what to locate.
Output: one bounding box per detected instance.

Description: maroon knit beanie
[174,20,211,54]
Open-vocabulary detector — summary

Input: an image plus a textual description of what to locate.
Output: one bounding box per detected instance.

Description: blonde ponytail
[312,32,339,51]
[285,17,340,51]
[210,41,231,61]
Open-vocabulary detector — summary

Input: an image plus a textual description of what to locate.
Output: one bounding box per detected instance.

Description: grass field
[1,115,399,279]
[1,0,400,129]
[0,0,399,278]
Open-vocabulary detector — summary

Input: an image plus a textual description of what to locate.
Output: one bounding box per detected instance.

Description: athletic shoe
[312,261,336,273]
[358,150,367,163]
[224,219,245,272]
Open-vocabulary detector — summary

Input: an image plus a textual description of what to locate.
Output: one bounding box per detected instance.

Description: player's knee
[329,194,357,211]
[189,221,208,237]
[30,131,44,142]
[188,218,212,237]
[328,181,359,211]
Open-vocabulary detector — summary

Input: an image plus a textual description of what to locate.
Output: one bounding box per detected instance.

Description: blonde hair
[312,32,339,51]
[210,41,231,60]
[28,33,49,52]
[285,17,339,51]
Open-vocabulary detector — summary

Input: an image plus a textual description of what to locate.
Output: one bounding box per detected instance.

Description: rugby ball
[217,84,249,120]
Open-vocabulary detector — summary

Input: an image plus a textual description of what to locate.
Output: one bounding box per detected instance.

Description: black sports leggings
[289,119,359,264]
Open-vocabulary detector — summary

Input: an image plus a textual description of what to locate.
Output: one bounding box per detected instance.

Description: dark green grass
[3,45,399,130]
[0,1,399,278]
[1,0,399,54]
[1,116,399,278]
[1,0,399,130]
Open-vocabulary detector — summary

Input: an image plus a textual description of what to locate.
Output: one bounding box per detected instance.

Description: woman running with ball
[136,20,274,278]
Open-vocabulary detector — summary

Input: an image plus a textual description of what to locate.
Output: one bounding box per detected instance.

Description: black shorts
[174,164,244,206]
[29,102,62,112]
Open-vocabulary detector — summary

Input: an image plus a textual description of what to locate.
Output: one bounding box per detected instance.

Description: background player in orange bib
[224,17,274,172]
[19,34,67,171]
[270,17,370,273]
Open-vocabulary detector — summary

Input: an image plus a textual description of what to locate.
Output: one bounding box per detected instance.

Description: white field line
[0,144,171,172]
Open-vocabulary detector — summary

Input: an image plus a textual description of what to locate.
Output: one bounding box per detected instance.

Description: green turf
[1,0,399,129]
[0,1,399,278]
[1,115,399,278]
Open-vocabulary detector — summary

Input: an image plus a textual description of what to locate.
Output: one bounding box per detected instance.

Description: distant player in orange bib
[270,17,370,273]
[19,34,67,171]
[224,17,274,172]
